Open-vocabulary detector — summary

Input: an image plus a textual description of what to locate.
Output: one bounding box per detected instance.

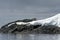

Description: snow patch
[16,22,28,25]
[8,23,15,27]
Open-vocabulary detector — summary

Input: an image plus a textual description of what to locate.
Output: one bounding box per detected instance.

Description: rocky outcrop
[0,18,37,33]
[1,15,60,34]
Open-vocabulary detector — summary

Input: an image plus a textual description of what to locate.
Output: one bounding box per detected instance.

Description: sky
[0,0,60,27]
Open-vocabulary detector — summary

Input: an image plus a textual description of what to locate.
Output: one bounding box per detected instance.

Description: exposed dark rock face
[0,18,60,34]
[0,18,37,33]
[30,25,60,34]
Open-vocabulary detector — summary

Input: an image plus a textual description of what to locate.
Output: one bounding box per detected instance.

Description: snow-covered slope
[28,13,60,27]
[16,13,60,27]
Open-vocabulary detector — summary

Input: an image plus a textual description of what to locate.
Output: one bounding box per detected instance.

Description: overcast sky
[0,0,60,27]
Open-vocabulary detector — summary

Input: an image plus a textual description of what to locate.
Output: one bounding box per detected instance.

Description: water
[0,33,60,40]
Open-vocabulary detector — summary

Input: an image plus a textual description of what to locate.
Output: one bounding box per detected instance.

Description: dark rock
[1,18,60,34]
[0,18,37,33]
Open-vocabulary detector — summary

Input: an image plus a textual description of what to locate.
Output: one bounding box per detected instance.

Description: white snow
[28,13,60,27]
[16,13,60,27]
[16,22,28,25]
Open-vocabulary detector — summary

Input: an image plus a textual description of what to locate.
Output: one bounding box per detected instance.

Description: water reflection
[0,33,60,40]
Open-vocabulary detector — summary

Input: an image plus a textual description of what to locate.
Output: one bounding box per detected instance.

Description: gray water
[0,33,60,40]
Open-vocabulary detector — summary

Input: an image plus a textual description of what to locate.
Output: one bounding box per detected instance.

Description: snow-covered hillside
[16,13,60,27]
[28,13,60,27]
